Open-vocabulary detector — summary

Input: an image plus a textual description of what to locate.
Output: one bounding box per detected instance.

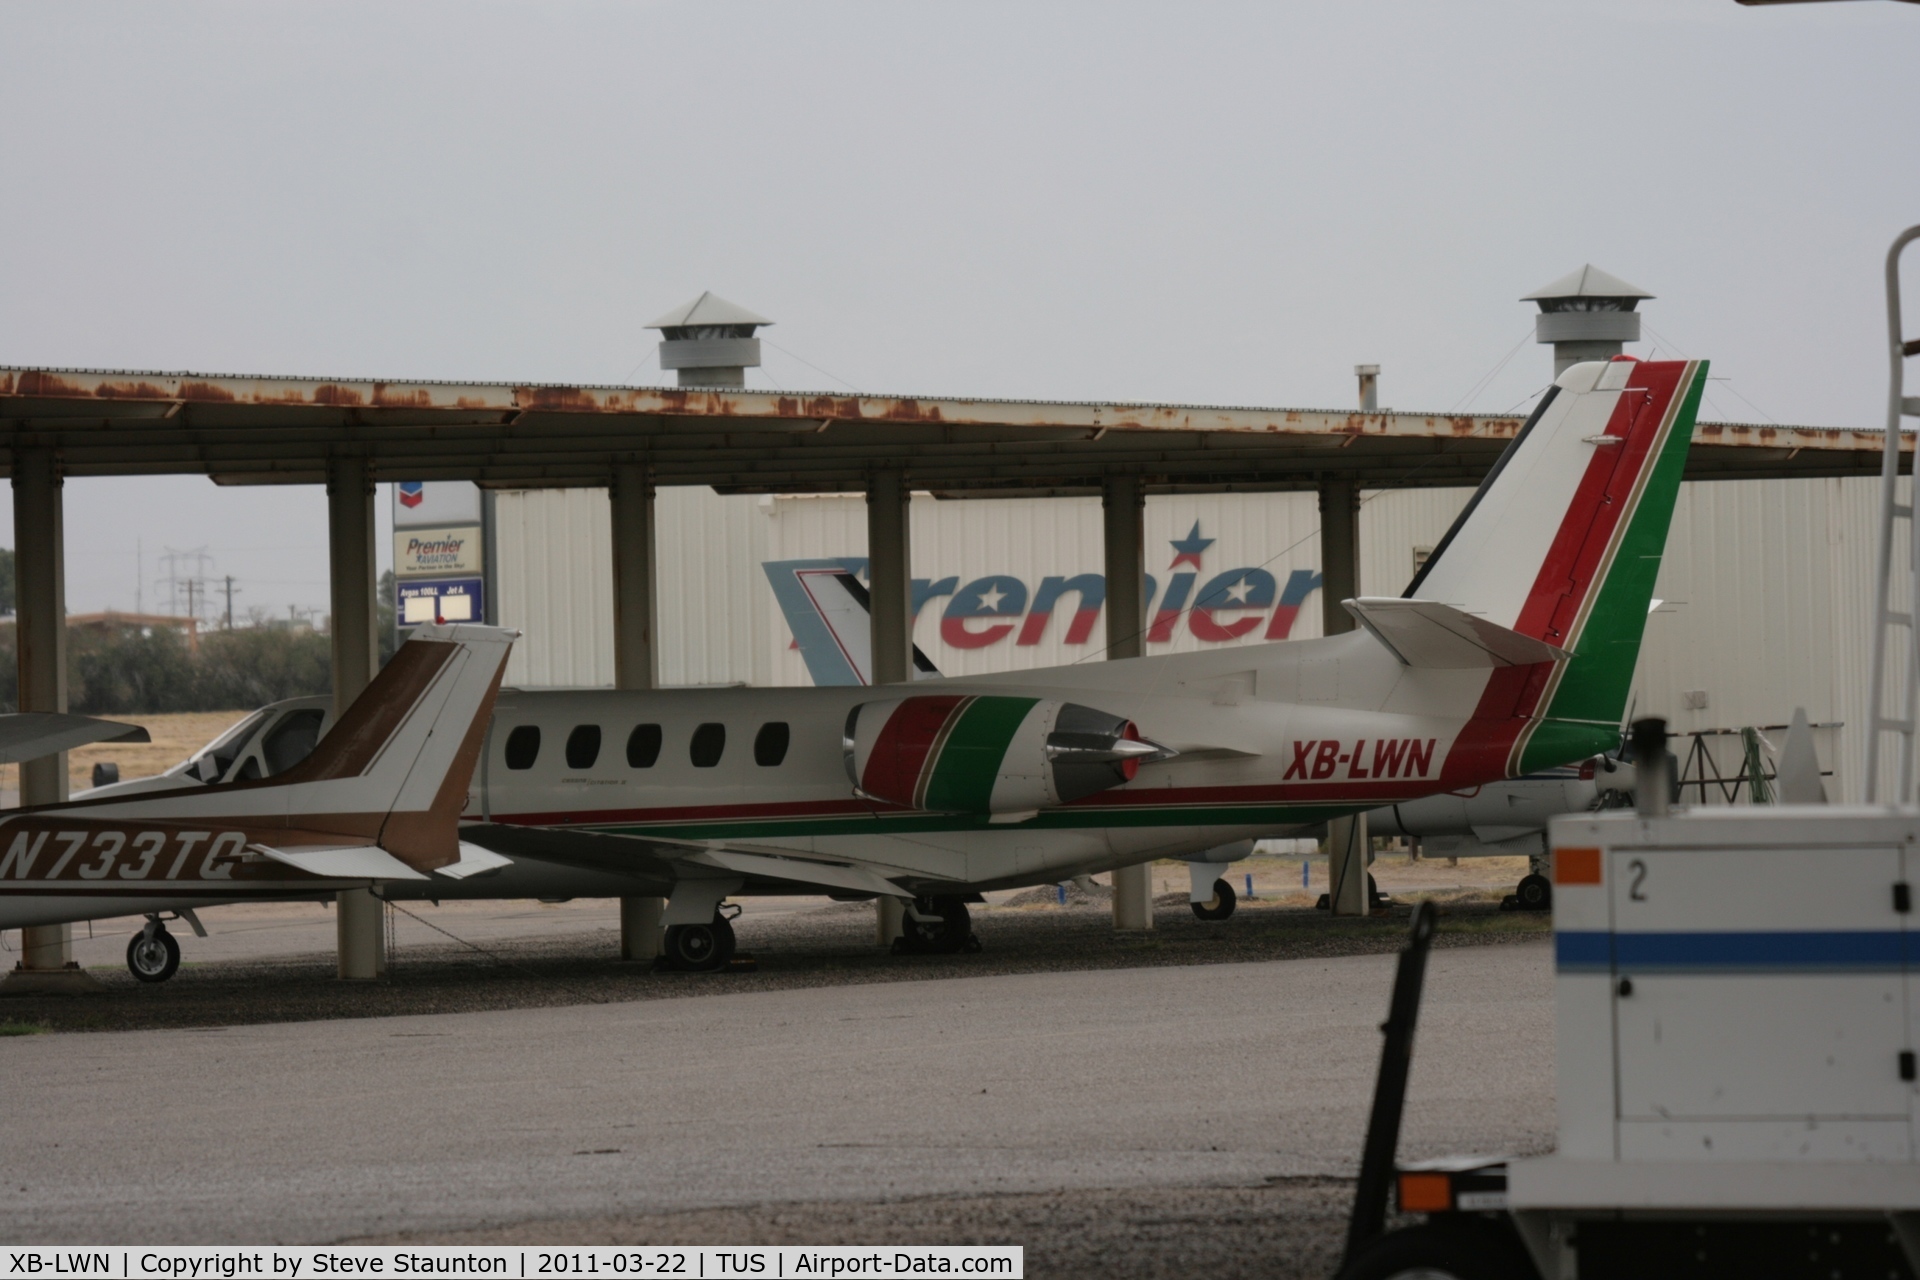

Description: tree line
[0,563,401,715]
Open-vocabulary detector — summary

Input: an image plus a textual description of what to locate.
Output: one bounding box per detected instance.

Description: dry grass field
[0,709,252,798]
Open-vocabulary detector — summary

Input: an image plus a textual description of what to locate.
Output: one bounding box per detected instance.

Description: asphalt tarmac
[0,941,1555,1272]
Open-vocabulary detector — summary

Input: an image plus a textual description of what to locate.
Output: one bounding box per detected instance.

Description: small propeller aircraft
[0,624,516,981]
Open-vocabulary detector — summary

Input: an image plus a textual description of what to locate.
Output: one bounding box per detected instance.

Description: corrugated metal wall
[494,488,613,687]
[495,478,1885,800]
[496,486,770,688]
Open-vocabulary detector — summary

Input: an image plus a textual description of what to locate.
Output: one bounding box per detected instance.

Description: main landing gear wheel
[896,896,973,954]
[663,912,737,972]
[1191,878,1237,921]
[1515,873,1553,912]
[126,924,180,984]
[1336,1219,1536,1280]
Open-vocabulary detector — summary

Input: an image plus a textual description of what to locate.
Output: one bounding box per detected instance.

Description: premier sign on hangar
[393,481,483,625]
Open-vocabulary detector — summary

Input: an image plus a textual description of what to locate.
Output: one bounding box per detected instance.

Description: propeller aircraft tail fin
[270,623,518,873]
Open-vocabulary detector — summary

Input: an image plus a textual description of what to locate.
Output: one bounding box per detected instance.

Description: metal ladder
[1864,225,1920,802]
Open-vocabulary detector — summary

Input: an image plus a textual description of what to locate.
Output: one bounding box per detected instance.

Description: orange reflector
[1398,1172,1452,1213]
[1555,847,1602,885]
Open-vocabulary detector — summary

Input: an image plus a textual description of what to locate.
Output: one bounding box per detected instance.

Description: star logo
[1168,521,1214,571]
[978,584,1008,612]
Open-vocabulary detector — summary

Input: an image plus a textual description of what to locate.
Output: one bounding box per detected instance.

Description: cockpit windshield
[177,710,270,783]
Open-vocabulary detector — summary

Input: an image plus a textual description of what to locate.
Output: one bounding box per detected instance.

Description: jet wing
[461,823,922,899]
[687,847,912,898]
[1343,597,1573,669]
[0,712,150,764]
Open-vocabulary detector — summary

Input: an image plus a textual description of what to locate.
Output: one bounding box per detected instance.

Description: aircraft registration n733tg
[464,356,1707,966]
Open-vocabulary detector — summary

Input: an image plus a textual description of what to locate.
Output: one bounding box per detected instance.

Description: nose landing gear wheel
[1191,878,1237,921]
[663,913,737,972]
[1515,873,1553,911]
[127,926,180,984]
[896,896,973,954]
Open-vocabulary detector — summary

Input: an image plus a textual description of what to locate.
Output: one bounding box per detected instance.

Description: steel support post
[1320,478,1369,916]
[867,472,914,944]
[611,464,665,960]
[866,471,913,685]
[3,449,93,990]
[1103,476,1154,931]
[327,456,386,978]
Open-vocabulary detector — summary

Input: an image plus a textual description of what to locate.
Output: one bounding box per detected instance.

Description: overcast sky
[1,0,1914,619]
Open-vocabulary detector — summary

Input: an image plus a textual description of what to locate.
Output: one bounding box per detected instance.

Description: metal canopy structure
[0,366,1904,495]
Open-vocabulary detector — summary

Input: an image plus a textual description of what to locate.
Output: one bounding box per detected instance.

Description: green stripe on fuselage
[921,696,1040,811]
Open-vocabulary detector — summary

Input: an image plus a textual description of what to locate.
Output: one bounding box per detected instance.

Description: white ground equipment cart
[1337,761,1920,1279]
[1335,224,1920,1280]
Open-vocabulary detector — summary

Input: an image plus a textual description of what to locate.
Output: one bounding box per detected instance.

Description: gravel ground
[0,891,1546,1034]
[375,1179,1377,1280]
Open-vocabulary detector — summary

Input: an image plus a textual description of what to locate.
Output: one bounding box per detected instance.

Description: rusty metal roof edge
[0,363,1881,442]
[0,362,1518,418]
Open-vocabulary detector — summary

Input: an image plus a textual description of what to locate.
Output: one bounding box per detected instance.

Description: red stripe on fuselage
[488,777,1454,831]
[488,797,891,827]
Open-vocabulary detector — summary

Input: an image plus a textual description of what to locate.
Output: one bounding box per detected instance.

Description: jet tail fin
[1405,357,1706,772]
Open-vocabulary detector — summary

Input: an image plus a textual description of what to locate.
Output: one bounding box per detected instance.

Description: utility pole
[224,575,235,629]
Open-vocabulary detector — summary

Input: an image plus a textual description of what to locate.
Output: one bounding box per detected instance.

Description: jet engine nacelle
[844,694,1161,814]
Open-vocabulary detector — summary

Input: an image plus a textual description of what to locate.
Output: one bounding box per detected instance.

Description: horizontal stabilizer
[1343,597,1573,669]
[0,712,149,764]
[434,842,515,880]
[249,843,430,881]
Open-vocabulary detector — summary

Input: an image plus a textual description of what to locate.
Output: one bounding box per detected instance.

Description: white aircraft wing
[687,848,913,898]
[0,712,150,764]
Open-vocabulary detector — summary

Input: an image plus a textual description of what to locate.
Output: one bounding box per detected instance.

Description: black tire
[1337,1219,1538,1280]
[663,914,737,971]
[127,928,180,984]
[1515,873,1553,912]
[899,896,972,954]
[1190,878,1237,921]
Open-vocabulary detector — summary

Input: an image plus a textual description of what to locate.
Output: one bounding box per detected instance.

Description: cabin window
[504,725,541,770]
[566,725,602,770]
[626,723,663,768]
[754,722,790,767]
[690,722,727,768]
